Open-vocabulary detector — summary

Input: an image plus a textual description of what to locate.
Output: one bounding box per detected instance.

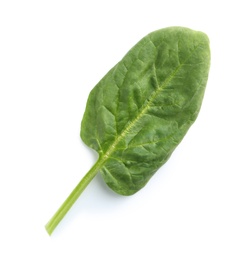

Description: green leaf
[80,26,210,195]
[45,27,210,235]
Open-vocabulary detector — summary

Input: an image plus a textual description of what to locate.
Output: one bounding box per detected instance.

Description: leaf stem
[45,158,103,235]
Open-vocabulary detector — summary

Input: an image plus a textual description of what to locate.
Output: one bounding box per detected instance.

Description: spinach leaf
[46,27,210,235]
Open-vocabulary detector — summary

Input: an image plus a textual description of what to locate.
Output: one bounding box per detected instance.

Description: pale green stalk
[45,158,103,235]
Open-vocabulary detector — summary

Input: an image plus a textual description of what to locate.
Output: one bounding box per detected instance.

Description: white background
[0,0,248,259]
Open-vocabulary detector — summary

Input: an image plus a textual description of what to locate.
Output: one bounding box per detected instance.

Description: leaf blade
[81,27,210,195]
